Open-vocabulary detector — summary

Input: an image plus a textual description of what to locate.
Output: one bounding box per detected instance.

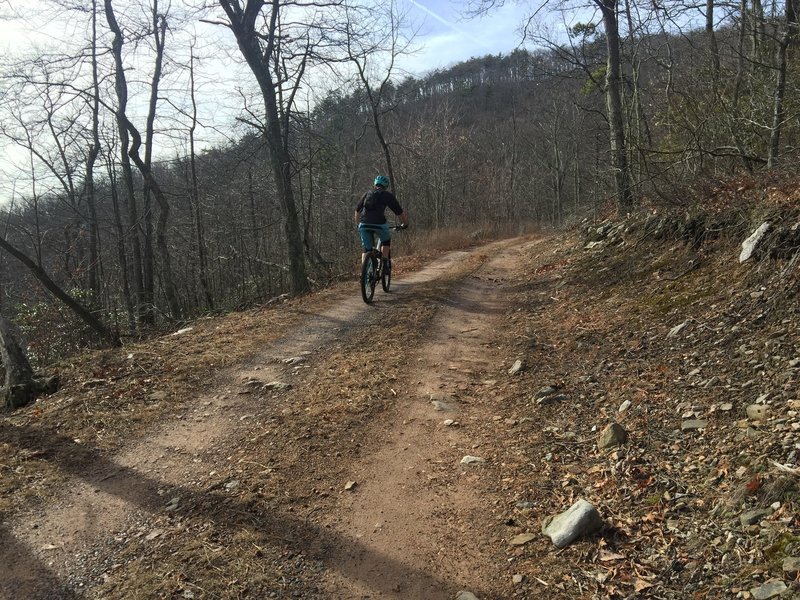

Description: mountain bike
[360,225,404,304]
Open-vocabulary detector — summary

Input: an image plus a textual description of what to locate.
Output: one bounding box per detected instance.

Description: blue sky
[400,0,528,75]
[0,0,528,75]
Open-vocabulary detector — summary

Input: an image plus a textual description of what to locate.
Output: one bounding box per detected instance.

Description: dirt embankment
[1,200,799,599]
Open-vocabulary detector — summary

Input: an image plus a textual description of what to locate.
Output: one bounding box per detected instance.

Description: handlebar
[359,224,407,231]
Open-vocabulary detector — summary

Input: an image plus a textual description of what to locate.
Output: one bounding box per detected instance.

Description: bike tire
[381,258,391,292]
[360,254,376,304]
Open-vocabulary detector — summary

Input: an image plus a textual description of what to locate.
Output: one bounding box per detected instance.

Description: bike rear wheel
[381,257,391,292]
[360,253,377,303]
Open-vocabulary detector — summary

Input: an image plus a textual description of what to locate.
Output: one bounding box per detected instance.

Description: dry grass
[400,222,536,256]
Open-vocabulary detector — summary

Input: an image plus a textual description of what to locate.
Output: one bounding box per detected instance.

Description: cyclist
[354,175,408,271]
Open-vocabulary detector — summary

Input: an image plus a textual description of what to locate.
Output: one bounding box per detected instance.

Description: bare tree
[596,0,632,213]
[213,0,321,294]
[105,0,182,320]
[343,0,413,195]
[85,0,102,300]
[104,0,146,323]
[186,45,214,310]
[767,0,798,167]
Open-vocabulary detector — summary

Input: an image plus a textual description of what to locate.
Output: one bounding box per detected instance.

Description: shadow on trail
[0,524,80,600]
[0,423,488,599]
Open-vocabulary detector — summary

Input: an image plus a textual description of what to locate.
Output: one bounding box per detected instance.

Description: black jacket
[356,189,403,224]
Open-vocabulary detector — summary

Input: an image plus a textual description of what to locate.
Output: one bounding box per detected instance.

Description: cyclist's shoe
[383,258,391,273]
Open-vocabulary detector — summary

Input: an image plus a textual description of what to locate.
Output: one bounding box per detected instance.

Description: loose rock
[746,404,771,421]
[538,393,569,405]
[264,381,292,391]
[749,579,787,600]
[82,378,108,389]
[460,456,486,466]
[533,386,558,401]
[740,508,772,526]
[782,557,800,577]
[509,533,536,546]
[740,222,771,263]
[667,321,688,338]
[455,592,479,600]
[681,419,708,432]
[598,423,627,449]
[508,360,524,375]
[542,499,603,548]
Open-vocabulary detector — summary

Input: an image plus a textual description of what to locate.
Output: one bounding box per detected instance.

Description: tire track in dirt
[0,246,498,599]
[317,238,543,599]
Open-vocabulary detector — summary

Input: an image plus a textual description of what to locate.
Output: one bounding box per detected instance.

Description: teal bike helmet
[374,175,390,188]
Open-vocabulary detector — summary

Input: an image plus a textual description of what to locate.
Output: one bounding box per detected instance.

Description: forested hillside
[1,0,799,373]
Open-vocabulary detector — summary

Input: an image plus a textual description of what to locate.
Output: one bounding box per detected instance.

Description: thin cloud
[400,0,524,75]
[407,0,494,51]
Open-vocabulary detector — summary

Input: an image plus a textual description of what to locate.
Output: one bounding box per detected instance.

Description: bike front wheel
[360,254,377,303]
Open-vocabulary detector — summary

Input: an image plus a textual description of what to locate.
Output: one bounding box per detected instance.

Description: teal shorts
[358,223,390,251]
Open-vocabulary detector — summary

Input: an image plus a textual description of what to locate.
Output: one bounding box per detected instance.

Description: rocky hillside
[484,181,800,598]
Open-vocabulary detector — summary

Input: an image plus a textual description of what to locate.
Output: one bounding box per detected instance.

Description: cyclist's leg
[377,224,391,263]
[358,224,375,265]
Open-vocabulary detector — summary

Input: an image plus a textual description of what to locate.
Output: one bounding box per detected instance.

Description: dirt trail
[319,241,534,599]
[3,237,535,600]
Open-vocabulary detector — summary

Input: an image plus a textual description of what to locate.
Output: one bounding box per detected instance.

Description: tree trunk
[366,88,397,195]
[706,0,721,75]
[106,155,135,331]
[731,0,756,172]
[188,48,214,310]
[86,0,101,300]
[597,0,633,215]
[124,120,182,320]
[0,316,60,410]
[141,2,168,324]
[752,0,766,56]
[767,0,797,167]
[218,0,310,295]
[0,316,35,409]
[104,0,145,324]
